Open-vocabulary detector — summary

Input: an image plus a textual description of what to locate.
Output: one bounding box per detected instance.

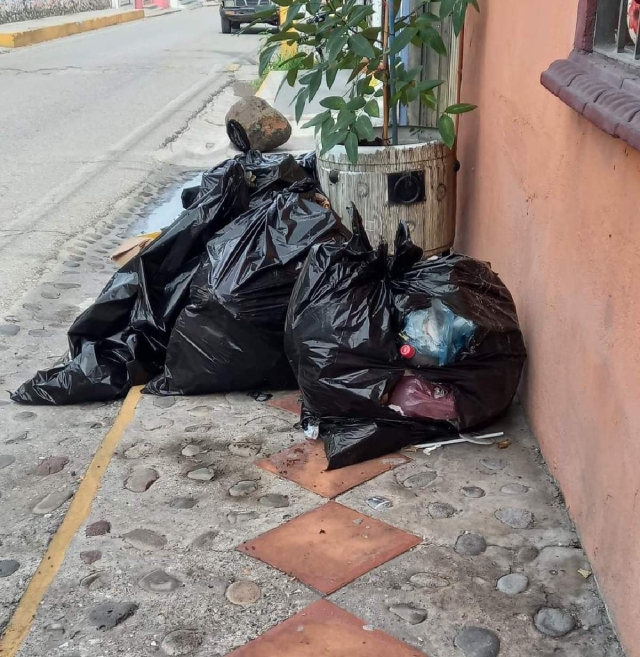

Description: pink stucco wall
[456,2,640,655]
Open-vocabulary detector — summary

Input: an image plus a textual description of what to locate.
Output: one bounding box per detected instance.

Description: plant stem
[382,0,390,142]
[453,23,465,157]
[388,0,398,146]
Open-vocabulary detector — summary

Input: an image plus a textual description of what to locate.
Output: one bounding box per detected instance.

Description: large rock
[225,97,291,152]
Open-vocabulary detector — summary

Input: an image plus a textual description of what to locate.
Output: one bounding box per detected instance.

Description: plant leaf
[281,1,302,29]
[416,10,441,23]
[345,131,359,164]
[335,108,356,132]
[286,66,298,87]
[320,115,335,142]
[302,110,331,129]
[417,78,444,91]
[468,0,480,11]
[258,44,279,76]
[320,96,346,110]
[357,76,376,96]
[439,0,456,18]
[438,113,456,149]
[267,30,300,42]
[364,99,380,117]
[295,88,308,123]
[445,102,477,114]
[349,33,375,58]
[453,0,467,35]
[406,85,419,102]
[307,69,323,100]
[422,92,437,109]
[327,26,348,60]
[320,129,348,155]
[405,66,423,82]
[355,114,374,141]
[346,96,366,111]
[347,4,374,27]
[362,26,381,40]
[421,26,447,56]
[388,27,415,56]
[326,64,338,88]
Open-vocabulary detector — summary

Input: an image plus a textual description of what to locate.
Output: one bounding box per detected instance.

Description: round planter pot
[316,126,456,256]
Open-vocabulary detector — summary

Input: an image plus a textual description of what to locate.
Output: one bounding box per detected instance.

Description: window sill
[541,49,640,150]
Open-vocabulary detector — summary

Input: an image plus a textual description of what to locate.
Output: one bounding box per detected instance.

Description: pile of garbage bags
[12,151,526,470]
[12,151,345,404]
[285,206,527,469]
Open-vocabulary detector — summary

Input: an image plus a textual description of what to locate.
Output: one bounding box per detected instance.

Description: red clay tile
[257,439,409,498]
[226,599,424,656]
[266,392,302,416]
[237,502,421,594]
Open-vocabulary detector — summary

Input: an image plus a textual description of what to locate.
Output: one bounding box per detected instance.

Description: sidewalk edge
[0,9,144,48]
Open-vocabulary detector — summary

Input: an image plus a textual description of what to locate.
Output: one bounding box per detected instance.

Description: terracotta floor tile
[237,501,421,594]
[257,439,409,498]
[226,599,424,657]
[266,391,302,416]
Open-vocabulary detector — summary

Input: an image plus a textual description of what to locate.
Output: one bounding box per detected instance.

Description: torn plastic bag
[11,151,317,405]
[146,179,349,396]
[285,205,526,469]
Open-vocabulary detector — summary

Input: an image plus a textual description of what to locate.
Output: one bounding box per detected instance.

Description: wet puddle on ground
[128,173,202,236]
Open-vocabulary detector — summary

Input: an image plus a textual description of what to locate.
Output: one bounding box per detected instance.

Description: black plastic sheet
[12,151,327,405]
[285,205,527,469]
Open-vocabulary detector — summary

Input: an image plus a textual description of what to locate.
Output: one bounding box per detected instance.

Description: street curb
[0,9,144,48]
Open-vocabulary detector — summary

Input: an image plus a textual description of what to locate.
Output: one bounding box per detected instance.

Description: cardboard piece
[110,232,161,267]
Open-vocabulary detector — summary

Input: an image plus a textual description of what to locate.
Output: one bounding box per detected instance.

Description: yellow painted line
[0,386,143,657]
[279,6,297,58]
[0,10,144,49]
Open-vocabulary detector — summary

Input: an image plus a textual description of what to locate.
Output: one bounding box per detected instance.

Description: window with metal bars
[594,0,640,62]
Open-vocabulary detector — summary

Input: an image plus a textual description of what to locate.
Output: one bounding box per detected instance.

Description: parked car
[219,0,279,33]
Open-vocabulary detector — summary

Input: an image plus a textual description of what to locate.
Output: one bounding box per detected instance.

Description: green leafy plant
[252,52,303,90]
[253,0,478,163]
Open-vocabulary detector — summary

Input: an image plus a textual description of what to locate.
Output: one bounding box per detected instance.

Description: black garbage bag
[11,151,319,405]
[145,179,350,396]
[285,205,527,469]
[180,152,317,213]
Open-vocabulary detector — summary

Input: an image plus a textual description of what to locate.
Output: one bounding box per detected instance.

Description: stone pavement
[4,386,625,656]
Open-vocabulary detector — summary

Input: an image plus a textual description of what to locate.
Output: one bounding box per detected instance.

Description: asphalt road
[0,8,262,313]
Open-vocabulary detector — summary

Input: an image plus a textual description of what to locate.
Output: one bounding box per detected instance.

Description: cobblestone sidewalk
[0,62,625,657]
[10,390,624,657]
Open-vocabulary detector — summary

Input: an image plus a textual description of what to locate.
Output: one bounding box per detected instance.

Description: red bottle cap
[399,344,415,359]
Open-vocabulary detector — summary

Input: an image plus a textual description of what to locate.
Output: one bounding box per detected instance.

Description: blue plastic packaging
[401,300,476,366]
